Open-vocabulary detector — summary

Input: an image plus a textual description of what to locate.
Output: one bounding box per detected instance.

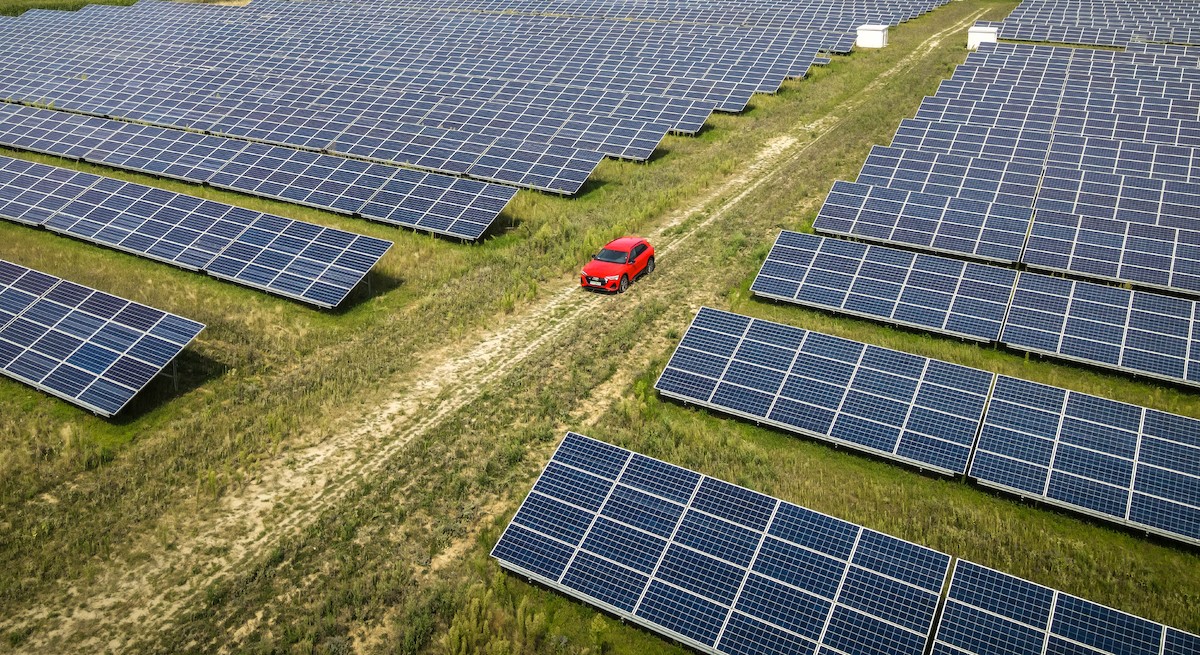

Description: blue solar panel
[971,375,1200,545]
[751,231,1017,341]
[856,146,1043,207]
[493,431,951,655]
[0,103,516,240]
[812,180,1034,264]
[0,259,203,416]
[937,560,1199,655]
[656,307,994,475]
[0,154,392,308]
[494,433,1199,655]
[1000,273,1200,388]
[1023,210,1200,296]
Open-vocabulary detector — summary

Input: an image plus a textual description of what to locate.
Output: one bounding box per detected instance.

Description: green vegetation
[0,0,1197,652]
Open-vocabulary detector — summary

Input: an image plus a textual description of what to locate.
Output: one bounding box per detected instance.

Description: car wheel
[646,256,655,275]
[618,275,630,293]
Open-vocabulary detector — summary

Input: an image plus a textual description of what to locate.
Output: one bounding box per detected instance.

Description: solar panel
[0,104,516,240]
[1000,273,1200,388]
[492,431,951,655]
[0,156,103,226]
[856,145,1043,207]
[494,433,1200,655]
[656,307,994,475]
[890,118,1052,166]
[0,100,592,197]
[0,258,203,416]
[1046,134,1200,184]
[811,180,1034,264]
[750,231,1017,341]
[1036,167,1200,233]
[935,561,1195,655]
[1023,210,1200,296]
[0,154,392,308]
[969,375,1200,545]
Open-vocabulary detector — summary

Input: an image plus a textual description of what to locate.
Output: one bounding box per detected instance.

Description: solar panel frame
[1000,272,1200,388]
[750,231,1018,342]
[655,307,995,475]
[0,259,204,417]
[492,431,952,655]
[970,375,1200,546]
[812,180,1035,264]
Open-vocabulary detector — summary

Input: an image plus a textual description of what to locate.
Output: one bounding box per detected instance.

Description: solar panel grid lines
[1034,166,1200,233]
[656,307,996,475]
[890,117,1053,167]
[0,153,393,308]
[491,431,954,655]
[0,259,204,417]
[0,154,104,226]
[0,103,517,240]
[1023,210,1200,297]
[494,433,1200,655]
[750,231,1018,342]
[950,64,1200,104]
[0,3,816,112]
[968,375,1200,545]
[934,78,1200,125]
[1045,134,1200,185]
[913,95,1060,140]
[1000,272,1200,388]
[855,145,1044,207]
[811,179,1036,264]
[0,55,676,162]
[936,560,1200,655]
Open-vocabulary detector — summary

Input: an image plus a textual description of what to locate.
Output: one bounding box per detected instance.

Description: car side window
[631,244,645,261]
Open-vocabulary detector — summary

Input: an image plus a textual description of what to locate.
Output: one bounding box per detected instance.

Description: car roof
[604,236,645,251]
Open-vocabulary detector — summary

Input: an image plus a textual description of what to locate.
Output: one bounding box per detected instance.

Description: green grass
[0,0,1197,652]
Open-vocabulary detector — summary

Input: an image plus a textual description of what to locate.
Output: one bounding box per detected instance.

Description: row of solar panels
[0,0,824,114]
[493,431,1199,655]
[0,96,602,197]
[657,307,1200,546]
[754,230,1200,387]
[997,0,1200,47]
[0,104,517,241]
[0,260,203,416]
[358,0,947,40]
[0,155,393,308]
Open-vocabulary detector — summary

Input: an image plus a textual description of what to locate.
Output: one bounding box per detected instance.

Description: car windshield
[594,248,628,264]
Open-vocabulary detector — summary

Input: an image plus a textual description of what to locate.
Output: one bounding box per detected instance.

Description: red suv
[580,237,655,293]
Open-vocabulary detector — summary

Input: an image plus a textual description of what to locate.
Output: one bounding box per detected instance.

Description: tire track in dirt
[2,12,986,652]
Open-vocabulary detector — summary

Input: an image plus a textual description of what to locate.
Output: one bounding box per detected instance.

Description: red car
[580,237,655,293]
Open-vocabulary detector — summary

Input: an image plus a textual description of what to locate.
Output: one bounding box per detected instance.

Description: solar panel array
[973,376,1200,544]
[796,37,1200,387]
[751,231,1016,342]
[493,432,953,655]
[655,307,1200,546]
[0,155,393,308]
[0,259,203,416]
[1002,274,1200,386]
[751,231,1200,387]
[0,0,957,248]
[492,432,1200,655]
[656,307,994,476]
[935,561,1200,655]
[996,0,1200,47]
[0,103,518,240]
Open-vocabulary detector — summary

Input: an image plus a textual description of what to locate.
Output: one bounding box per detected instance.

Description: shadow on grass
[108,347,225,425]
[330,267,405,313]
